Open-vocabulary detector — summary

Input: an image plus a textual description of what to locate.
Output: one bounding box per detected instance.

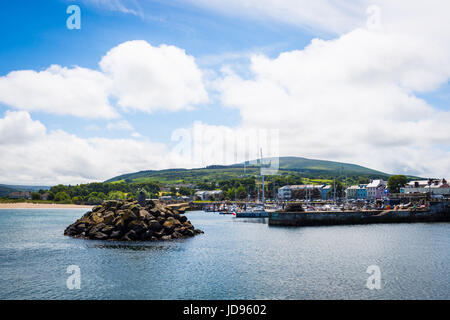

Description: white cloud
[107,119,142,137]
[1,1,450,183]
[84,124,101,132]
[210,2,450,178]
[0,41,208,119]
[81,0,143,17]
[187,0,450,38]
[186,0,368,34]
[0,111,46,145]
[106,120,134,131]
[0,111,177,185]
[0,65,117,119]
[99,40,208,113]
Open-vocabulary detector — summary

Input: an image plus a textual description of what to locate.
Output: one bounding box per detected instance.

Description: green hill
[269,156,387,175]
[105,156,392,185]
[0,185,17,197]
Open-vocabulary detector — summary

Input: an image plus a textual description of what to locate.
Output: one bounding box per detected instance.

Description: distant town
[3,176,449,204]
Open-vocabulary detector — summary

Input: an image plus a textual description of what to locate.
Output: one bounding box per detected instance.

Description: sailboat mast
[260,148,265,204]
[256,175,259,203]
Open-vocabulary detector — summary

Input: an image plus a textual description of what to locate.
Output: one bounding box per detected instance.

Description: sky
[0,0,449,185]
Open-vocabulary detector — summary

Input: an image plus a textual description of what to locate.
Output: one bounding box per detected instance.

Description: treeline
[24,173,390,205]
[35,182,161,205]
[214,176,305,200]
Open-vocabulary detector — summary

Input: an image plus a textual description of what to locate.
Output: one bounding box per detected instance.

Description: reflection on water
[89,244,181,251]
[234,217,268,224]
[0,209,449,300]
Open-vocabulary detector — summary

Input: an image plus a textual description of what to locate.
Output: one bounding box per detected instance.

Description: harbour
[0,208,449,300]
[268,201,450,226]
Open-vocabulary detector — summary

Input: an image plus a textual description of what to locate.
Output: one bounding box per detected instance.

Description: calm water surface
[0,209,448,299]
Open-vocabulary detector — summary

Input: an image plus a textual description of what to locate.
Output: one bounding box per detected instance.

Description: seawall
[268,202,450,226]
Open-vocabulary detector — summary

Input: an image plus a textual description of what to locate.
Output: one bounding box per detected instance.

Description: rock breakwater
[64,200,203,241]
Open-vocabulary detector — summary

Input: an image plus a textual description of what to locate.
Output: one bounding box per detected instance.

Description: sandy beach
[0,203,94,209]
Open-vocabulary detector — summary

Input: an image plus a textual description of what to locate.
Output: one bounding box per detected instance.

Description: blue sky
[0,0,449,184]
[0,0,314,143]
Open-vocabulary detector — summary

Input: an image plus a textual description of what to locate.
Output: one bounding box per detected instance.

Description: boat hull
[235,211,268,218]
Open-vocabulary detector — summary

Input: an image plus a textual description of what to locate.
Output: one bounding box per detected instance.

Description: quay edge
[268,201,450,227]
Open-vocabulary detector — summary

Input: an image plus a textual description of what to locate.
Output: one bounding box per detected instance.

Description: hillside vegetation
[105,156,392,185]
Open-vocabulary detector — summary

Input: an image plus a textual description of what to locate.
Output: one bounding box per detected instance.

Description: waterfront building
[346,185,359,199]
[366,179,386,200]
[41,193,50,200]
[278,185,324,201]
[278,186,291,201]
[345,184,367,200]
[194,190,223,201]
[356,184,368,199]
[401,179,450,196]
[8,191,31,199]
[400,180,430,194]
[321,185,332,200]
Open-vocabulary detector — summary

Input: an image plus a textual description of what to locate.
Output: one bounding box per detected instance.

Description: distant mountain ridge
[261,156,387,175]
[0,184,50,197]
[105,156,392,184]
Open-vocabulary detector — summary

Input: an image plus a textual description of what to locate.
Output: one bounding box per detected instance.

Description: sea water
[0,209,448,299]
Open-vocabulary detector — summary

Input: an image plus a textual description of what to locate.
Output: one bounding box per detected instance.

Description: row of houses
[277,181,387,201]
[278,178,450,201]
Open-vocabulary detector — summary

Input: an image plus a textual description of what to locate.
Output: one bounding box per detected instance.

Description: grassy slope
[105,157,394,185]
[274,156,386,175]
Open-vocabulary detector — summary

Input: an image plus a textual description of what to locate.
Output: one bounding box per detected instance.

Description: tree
[178,187,192,196]
[31,192,42,200]
[387,175,407,193]
[54,191,71,202]
[72,196,83,205]
[358,177,371,184]
[107,191,127,200]
[236,185,247,200]
[329,181,345,199]
[225,187,235,200]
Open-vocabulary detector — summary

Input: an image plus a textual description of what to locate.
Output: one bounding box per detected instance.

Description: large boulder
[64,199,202,241]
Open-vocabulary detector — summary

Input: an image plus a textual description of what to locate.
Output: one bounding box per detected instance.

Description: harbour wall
[268,202,450,226]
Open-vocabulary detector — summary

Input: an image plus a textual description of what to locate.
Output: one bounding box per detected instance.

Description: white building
[366,179,386,200]
[401,179,450,196]
[194,190,223,201]
[278,186,291,200]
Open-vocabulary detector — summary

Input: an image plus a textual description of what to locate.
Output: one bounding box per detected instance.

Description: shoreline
[0,202,94,209]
